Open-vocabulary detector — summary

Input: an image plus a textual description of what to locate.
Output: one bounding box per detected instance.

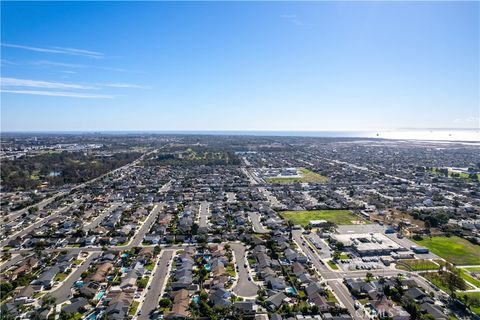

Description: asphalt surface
[83,203,120,231]
[198,201,210,229]
[138,249,174,320]
[1,201,80,247]
[0,253,32,272]
[1,150,154,226]
[49,252,101,304]
[306,232,331,259]
[241,167,259,185]
[225,192,237,203]
[292,229,367,320]
[248,212,268,234]
[126,203,165,248]
[258,187,286,210]
[231,243,258,298]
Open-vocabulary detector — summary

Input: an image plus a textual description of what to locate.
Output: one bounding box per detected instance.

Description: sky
[1,1,479,132]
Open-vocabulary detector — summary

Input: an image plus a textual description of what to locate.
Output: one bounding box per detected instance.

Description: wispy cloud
[1,77,95,90]
[280,14,304,26]
[454,117,480,125]
[1,89,113,99]
[31,60,129,73]
[32,60,87,69]
[1,43,104,58]
[0,77,114,99]
[104,83,150,89]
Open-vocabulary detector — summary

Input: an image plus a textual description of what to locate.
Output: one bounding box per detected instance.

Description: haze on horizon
[1,1,479,132]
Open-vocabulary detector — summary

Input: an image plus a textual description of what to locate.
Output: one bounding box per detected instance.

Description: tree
[41,295,57,309]
[28,206,39,214]
[365,272,374,282]
[159,298,171,308]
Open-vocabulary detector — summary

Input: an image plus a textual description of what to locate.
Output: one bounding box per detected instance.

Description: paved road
[328,279,368,320]
[258,187,286,210]
[225,192,237,203]
[306,231,331,259]
[241,168,259,185]
[49,252,101,304]
[198,201,210,229]
[84,203,120,231]
[231,243,258,298]
[248,212,268,234]
[158,180,172,193]
[138,249,174,319]
[0,253,32,272]
[292,230,366,320]
[1,149,156,226]
[1,201,80,247]
[125,203,165,248]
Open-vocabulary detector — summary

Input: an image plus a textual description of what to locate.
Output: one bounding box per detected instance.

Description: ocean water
[144,129,480,142]
[3,129,479,142]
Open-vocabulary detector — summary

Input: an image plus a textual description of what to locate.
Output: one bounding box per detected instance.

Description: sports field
[280,210,361,226]
[413,236,480,266]
[266,168,328,184]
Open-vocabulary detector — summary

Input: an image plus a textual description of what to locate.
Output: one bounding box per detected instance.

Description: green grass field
[429,168,480,181]
[413,236,480,266]
[463,267,480,272]
[280,210,362,226]
[459,269,480,288]
[327,260,339,270]
[458,292,480,316]
[396,259,439,271]
[266,168,328,184]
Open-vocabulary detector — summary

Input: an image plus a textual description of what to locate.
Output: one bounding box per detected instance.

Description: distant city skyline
[1,1,479,132]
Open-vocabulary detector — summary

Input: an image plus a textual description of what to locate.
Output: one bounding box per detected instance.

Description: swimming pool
[95,290,105,301]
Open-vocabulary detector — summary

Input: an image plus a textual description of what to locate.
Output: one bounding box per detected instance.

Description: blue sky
[1,1,479,132]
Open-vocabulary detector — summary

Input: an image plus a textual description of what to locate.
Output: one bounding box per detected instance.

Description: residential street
[138,249,175,319]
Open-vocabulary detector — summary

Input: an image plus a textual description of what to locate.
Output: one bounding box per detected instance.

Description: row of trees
[1,151,140,192]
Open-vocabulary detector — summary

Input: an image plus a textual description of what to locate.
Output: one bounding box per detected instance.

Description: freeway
[248,212,268,234]
[231,242,258,298]
[138,249,175,320]
[48,252,101,304]
[1,200,80,247]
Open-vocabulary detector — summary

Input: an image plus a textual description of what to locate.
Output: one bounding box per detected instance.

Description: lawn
[421,272,450,292]
[280,210,362,226]
[144,262,155,271]
[73,259,83,266]
[463,267,480,272]
[266,168,328,184]
[396,259,439,271]
[413,236,480,265]
[458,292,480,316]
[55,273,68,282]
[128,300,140,316]
[327,260,339,270]
[325,289,338,303]
[459,269,480,288]
[226,264,236,278]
